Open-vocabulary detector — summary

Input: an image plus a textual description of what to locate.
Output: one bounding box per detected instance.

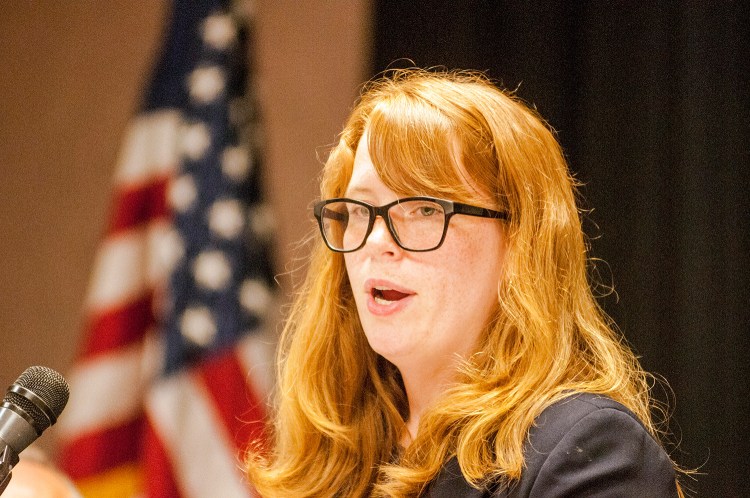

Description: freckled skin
[343,133,507,393]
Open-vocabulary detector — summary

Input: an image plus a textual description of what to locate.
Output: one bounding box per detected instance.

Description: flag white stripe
[114,110,181,187]
[85,221,176,311]
[56,338,161,438]
[146,372,254,498]
[85,229,149,310]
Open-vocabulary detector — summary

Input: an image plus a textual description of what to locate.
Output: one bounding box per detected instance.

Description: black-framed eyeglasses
[313,196,509,253]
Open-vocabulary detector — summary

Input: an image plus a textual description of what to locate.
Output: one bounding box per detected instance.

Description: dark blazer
[425,393,678,497]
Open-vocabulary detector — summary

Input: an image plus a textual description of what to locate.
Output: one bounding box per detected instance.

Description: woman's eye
[349,205,370,218]
[410,204,440,217]
[418,206,437,216]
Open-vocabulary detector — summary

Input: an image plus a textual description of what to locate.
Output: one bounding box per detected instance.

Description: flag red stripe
[59,416,145,480]
[143,418,182,498]
[108,177,170,233]
[197,350,266,450]
[81,292,155,357]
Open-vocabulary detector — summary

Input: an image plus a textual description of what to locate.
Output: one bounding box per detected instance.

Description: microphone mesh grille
[3,366,70,430]
[4,390,51,430]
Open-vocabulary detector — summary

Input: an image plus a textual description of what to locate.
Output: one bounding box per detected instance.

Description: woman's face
[343,132,507,380]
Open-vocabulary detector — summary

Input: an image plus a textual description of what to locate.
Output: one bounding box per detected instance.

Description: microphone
[0,366,70,495]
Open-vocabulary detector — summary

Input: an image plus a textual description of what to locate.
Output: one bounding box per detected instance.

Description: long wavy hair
[246,69,679,497]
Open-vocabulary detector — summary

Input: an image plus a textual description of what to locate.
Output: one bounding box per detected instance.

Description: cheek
[343,253,358,277]
[439,228,504,311]
[343,253,365,294]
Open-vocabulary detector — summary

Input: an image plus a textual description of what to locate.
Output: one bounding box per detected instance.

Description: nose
[365,216,401,255]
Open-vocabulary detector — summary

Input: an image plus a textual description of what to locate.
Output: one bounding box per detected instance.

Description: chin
[364,332,412,364]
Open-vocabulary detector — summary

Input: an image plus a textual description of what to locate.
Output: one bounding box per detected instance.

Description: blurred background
[1,2,747,496]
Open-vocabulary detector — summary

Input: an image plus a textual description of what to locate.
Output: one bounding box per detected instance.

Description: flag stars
[181,122,211,161]
[180,306,217,347]
[202,13,237,51]
[153,226,186,278]
[221,145,251,182]
[168,174,198,213]
[192,250,232,291]
[188,66,226,104]
[239,279,272,316]
[208,199,245,239]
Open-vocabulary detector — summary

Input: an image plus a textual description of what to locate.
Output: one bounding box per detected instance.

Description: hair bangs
[365,98,478,202]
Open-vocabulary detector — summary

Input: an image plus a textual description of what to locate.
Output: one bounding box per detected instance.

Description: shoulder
[425,393,679,498]
[526,392,645,454]
[505,393,678,497]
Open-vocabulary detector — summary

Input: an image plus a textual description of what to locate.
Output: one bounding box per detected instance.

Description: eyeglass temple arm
[453,203,509,220]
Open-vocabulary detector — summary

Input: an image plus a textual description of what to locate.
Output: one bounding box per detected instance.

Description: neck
[398,359,459,446]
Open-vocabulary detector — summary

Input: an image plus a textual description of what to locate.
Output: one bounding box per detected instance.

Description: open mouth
[372,286,411,305]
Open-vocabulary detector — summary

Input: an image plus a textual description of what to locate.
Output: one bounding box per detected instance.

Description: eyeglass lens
[320,199,446,251]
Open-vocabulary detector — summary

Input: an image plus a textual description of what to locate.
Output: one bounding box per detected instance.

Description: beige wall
[0,1,371,451]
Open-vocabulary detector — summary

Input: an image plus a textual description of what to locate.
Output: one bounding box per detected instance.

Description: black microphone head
[3,366,70,432]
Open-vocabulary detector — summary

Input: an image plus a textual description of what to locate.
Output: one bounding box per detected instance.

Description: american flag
[56,1,275,496]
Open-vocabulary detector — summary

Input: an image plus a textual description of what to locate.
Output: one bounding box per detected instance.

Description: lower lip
[366,292,414,316]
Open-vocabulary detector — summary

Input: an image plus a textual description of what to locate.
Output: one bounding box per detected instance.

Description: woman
[247,69,683,496]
